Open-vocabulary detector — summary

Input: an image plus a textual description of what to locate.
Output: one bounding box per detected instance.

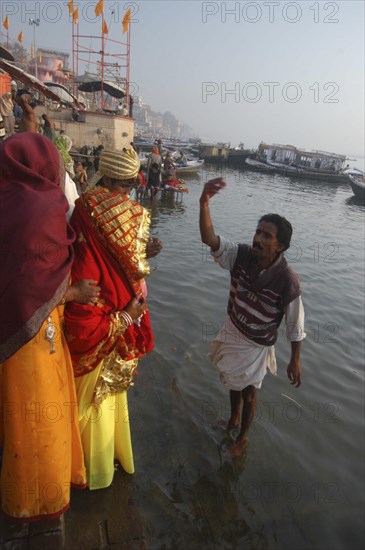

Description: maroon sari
[0,133,74,362]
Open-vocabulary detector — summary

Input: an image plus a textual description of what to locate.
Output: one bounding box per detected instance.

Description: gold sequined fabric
[93,348,139,403]
[82,188,151,293]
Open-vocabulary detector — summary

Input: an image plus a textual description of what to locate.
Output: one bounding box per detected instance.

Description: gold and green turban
[99,147,140,180]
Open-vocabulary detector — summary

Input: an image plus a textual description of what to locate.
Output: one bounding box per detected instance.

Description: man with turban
[64,146,162,489]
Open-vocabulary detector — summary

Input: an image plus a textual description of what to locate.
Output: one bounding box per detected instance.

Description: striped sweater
[228,244,301,346]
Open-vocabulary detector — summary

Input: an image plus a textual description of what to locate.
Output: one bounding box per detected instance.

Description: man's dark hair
[258,214,293,250]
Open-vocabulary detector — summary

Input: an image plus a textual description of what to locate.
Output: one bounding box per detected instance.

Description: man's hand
[287,360,302,388]
[18,93,38,133]
[18,93,33,112]
[146,237,163,259]
[200,178,226,205]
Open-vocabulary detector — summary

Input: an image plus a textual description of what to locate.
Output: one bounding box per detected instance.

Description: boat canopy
[44,81,80,107]
[0,46,15,62]
[0,60,61,102]
[78,80,126,99]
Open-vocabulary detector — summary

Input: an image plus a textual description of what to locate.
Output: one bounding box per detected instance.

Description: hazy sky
[1,1,364,156]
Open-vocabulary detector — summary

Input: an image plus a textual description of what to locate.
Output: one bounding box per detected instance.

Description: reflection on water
[126,167,364,549]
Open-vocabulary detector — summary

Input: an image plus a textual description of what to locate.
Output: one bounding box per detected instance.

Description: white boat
[348,173,365,200]
[175,159,204,174]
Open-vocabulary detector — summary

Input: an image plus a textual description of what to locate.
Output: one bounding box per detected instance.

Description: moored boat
[175,159,204,174]
[348,173,365,200]
[245,143,352,183]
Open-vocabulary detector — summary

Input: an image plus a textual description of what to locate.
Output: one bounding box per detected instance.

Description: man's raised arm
[199,178,226,251]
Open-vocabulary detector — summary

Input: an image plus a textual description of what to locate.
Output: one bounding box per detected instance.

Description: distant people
[42,113,56,141]
[178,150,188,167]
[156,138,163,157]
[75,161,88,193]
[72,108,80,121]
[0,92,15,136]
[54,134,79,220]
[93,144,104,171]
[147,162,161,199]
[147,146,162,179]
[136,168,147,200]
[117,102,128,116]
[163,152,176,178]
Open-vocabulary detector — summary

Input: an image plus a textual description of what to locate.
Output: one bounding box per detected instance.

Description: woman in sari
[0,133,88,521]
[64,147,161,490]
[0,92,15,136]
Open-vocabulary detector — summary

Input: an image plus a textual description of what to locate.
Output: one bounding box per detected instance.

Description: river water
[120,166,364,549]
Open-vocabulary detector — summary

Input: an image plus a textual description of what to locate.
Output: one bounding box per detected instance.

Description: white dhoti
[208,316,277,391]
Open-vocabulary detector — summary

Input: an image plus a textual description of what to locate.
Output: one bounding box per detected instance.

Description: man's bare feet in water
[214,418,240,431]
[227,436,249,458]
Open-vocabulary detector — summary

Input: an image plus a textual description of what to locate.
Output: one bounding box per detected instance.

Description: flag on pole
[67,0,74,17]
[95,0,104,17]
[30,44,34,58]
[102,19,108,34]
[122,8,131,33]
[39,50,42,63]
[3,16,9,30]
[73,8,79,24]
[18,31,23,43]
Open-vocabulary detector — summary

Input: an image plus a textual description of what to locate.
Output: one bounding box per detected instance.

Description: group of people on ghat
[135,146,189,200]
[0,89,305,522]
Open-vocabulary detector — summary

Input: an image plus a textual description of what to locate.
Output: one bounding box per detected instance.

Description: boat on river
[348,173,365,200]
[175,159,204,174]
[245,143,351,184]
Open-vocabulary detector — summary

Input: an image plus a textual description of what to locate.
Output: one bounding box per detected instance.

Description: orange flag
[57,62,63,71]
[39,50,42,63]
[102,19,108,34]
[122,8,131,33]
[3,16,9,30]
[18,31,23,43]
[95,0,104,17]
[67,0,74,17]
[73,8,79,24]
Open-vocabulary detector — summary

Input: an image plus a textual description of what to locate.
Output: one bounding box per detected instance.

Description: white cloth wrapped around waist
[208,316,277,391]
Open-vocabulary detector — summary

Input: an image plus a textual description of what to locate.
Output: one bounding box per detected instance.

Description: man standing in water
[199,178,305,457]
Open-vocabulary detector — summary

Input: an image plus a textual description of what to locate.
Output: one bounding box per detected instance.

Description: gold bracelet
[59,295,67,306]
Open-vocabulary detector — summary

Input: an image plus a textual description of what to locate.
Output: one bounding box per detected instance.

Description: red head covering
[0,132,75,362]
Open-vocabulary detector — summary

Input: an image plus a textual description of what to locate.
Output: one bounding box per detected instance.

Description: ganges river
[73,164,365,550]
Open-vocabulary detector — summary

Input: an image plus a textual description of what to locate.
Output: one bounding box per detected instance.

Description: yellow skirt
[0,307,86,520]
[75,362,135,490]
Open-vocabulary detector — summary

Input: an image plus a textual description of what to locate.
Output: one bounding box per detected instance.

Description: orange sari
[0,306,86,520]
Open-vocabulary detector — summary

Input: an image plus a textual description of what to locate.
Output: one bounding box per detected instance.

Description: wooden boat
[348,173,365,200]
[245,158,277,172]
[245,157,351,183]
[245,143,353,183]
[175,159,204,174]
